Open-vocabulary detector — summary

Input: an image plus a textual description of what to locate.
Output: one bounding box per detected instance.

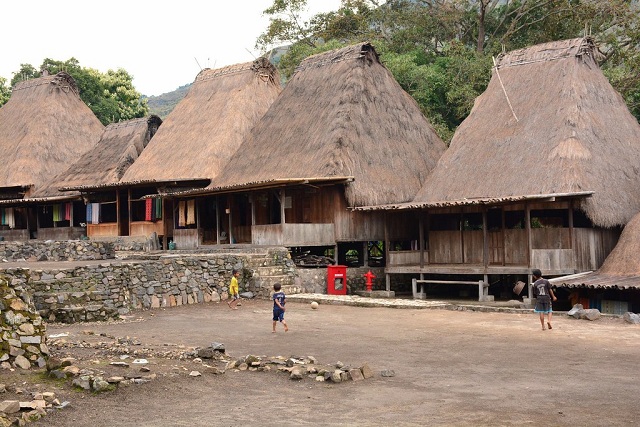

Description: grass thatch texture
[120,58,281,183]
[0,72,104,194]
[33,116,162,197]
[212,43,446,207]
[414,38,640,227]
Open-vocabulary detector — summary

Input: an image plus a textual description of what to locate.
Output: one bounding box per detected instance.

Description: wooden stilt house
[550,212,640,313]
[0,72,104,240]
[118,57,282,248]
[167,43,447,261]
[30,116,163,239]
[357,38,640,298]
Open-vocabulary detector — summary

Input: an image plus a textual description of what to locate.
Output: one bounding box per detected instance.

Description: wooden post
[459,210,465,263]
[525,202,532,269]
[127,189,132,236]
[162,198,167,250]
[228,197,233,245]
[215,197,220,245]
[419,211,425,269]
[196,198,201,247]
[116,191,120,234]
[280,189,286,225]
[363,241,368,267]
[384,211,389,267]
[501,208,506,266]
[482,208,488,269]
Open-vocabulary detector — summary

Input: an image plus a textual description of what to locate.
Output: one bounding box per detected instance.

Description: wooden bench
[411,279,493,302]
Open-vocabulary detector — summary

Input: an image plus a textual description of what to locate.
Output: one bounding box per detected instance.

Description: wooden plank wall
[573,227,620,271]
[332,188,385,241]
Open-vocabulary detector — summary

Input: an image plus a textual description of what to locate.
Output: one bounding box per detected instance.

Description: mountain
[143,84,191,119]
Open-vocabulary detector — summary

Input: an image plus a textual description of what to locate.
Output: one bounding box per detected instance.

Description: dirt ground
[4,299,640,426]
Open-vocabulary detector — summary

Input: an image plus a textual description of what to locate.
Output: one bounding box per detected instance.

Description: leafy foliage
[5,58,148,125]
[0,77,10,106]
[259,0,640,144]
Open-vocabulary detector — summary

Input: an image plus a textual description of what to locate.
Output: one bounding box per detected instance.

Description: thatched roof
[551,212,640,289]
[412,38,640,227]
[201,43,446,207]
[119,57,281,184]
[0,72,104,196]
[31,116,162,197]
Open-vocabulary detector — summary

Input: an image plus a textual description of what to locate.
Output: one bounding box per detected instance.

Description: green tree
[260,0,640,140]
[10,63,39,87]
[0,77,10,106]
[6,58,148,125]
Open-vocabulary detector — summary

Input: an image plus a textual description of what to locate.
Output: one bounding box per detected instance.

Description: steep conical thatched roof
[32,116,163,197]
[207,43,446,207]
[120,57,281,184]
[0,72,104,195]
[551,212,640,289]
[413,38,640,227]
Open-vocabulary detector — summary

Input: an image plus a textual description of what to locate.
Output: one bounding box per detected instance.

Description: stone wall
[1,248,297,323]
[0,276,48,370]
[295,266,386,294]
[0,240,114,262]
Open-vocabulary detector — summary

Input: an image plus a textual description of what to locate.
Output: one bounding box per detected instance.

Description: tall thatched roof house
[0,72,103,240]
[120,57,281,184]
[413,37,640,227]
[357,38,640,301]
[37,116,163,196]
[169,43,446,255]
[21,116,163,240]
[0,72,103,196]
[211,43,445,207]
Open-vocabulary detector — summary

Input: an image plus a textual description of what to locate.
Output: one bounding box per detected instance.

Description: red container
[327,265,347,295]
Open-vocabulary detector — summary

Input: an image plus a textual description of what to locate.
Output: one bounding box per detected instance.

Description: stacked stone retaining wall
[0,276,48,370]
[0,240,114,262]
[1,248,297,323]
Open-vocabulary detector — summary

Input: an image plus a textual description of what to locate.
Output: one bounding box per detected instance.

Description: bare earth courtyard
[6,299,639,426]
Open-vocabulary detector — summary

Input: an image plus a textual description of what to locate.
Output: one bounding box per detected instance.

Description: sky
[1,0,342,96]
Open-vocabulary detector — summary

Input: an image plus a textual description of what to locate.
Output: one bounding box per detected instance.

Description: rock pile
[0,276,49,371]
[225,354,375,383]
[0,385,67,425]
[567,304,602,321]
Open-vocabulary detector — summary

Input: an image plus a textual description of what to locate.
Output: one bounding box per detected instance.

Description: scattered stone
[349,368,364,381]
[289,368,304,380]
[361,363,374,379]
[582,309,601,321]
[381,369,396,377]
[13,355,30,370]
[210,342,225,353]
[623,312,640,324]
[189,371,202,377]
[109,361,130,368]
[0,400,20,413]
[72,376,92,391]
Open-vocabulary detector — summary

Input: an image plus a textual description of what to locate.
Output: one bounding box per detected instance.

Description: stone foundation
[0,276,48,370]
[1,247,297,323]
[0,240,114,262]
[295,266,386,294]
